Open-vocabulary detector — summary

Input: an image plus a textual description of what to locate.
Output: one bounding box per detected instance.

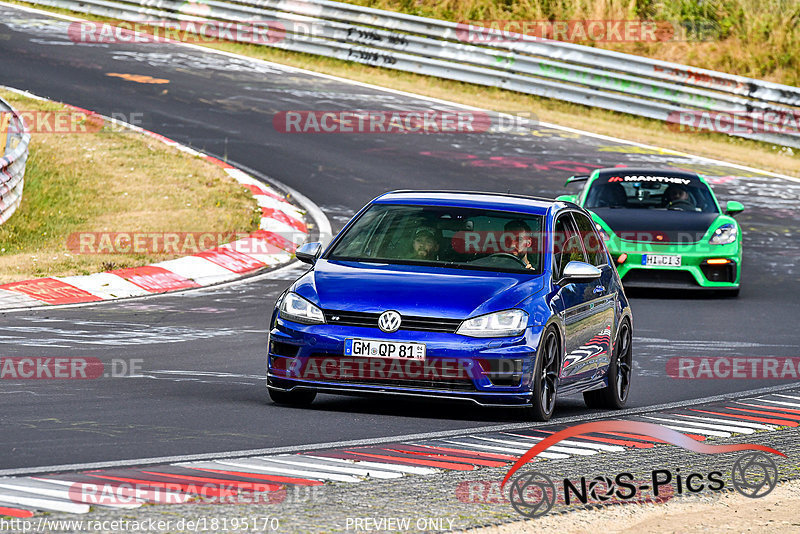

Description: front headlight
[709,223,737,245]
[279,292,326,324]
[456,309,528,338]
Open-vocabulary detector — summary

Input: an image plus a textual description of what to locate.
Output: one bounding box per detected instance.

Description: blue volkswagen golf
[267,191,633,420]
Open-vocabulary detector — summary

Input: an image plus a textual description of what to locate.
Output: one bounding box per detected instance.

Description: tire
[268,387,317,406]
[524,328,561,421]
[584,319,632,410]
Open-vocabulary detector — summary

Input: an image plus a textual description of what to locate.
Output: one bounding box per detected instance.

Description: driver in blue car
[411,226,440,260]
[504,219,535,269]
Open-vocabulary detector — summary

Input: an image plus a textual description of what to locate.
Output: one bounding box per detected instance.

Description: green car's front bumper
[605,238,741,289]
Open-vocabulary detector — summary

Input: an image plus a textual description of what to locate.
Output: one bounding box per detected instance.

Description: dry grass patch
[0,89,259,283]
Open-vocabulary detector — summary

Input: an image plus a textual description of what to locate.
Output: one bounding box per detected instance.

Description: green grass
[0,90,260,283]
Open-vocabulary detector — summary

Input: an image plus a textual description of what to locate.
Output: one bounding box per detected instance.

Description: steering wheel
[667,199,696,211]
[486,253,528,267]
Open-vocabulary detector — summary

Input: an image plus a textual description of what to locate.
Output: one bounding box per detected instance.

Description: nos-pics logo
[502,420,783,518]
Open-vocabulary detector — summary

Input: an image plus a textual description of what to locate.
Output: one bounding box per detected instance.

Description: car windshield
[327,204,545,274]
[584,174,719,213]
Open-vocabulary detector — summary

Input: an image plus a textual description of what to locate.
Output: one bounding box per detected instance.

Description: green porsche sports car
[557,168,744,295]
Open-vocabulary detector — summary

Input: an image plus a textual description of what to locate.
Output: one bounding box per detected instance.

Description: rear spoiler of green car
[565,174,590,185]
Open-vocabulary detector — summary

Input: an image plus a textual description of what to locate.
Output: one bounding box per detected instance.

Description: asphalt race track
[2,4,800,472]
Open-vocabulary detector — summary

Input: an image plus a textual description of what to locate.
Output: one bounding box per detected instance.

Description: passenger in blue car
[411,226,440,260]
[504,219,535,270]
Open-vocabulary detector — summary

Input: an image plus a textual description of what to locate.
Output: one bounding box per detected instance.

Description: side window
[553,214,586,280]
[571,212,606,267]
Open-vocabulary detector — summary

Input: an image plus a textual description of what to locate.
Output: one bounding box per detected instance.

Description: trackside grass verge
[11,0,800,179]
[0,89,260,284]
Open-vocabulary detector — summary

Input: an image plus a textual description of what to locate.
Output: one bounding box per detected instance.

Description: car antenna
[506,189,511,194]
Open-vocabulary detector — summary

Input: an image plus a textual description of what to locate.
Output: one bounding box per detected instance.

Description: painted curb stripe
[410,444,518,461]
[195,248,265,274]
[668,413,775,430]
[338,450,476,471]
[260,456,402,479]
[110,265,200,293]
[689,408,799,427]
[381,447,507,468]
[261,207,308,233]
[0,505,34,518]
[184,468,322,487]
[0,277,103,304]
[139,471,289,491]
[303,455,437,475]
[735,403,800,416]
[83,474,237,498]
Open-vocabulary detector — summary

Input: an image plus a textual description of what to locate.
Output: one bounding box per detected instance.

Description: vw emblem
[378,311,402,333]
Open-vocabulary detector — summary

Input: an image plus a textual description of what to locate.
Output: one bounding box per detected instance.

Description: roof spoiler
[565,174,590,185]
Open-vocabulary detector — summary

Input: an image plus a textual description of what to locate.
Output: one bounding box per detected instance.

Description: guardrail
[0,98,29,226]
[27,0,800,148]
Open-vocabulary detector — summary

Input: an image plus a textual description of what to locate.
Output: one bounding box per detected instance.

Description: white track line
[1,478,142,509]
[500,432,625,452]
[250,456,401,479]
[305,456,437,475]
[471,436,597,456]
[667,413,776,430]
[749,399,800,409]
[183,460,362,483]
[640,416,745,435]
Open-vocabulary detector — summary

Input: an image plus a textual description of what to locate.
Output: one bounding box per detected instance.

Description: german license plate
[344,338,426,360]
[642,254,681,267]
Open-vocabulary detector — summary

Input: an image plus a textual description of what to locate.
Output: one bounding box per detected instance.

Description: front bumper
[267,318,544,406]
[607,239,741,289]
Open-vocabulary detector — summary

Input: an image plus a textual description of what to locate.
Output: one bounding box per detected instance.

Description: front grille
[622,269,698,287]
[323,310,462,333]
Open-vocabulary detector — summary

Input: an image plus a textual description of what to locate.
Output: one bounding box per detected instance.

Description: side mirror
[296,242,322,265]
[725,200,744,216]
[560,261,602,284]
[556,194,578,203]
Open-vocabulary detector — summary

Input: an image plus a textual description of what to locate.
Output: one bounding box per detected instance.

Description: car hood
[592,208,717,244]
[293,259,546,319]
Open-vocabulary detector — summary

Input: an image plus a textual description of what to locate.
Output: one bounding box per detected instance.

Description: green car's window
[584,175,719,213]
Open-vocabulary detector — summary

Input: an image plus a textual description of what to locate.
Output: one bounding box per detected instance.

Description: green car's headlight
[709,223,737,245]
[279,292,326,324]
[457,309,528,338]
